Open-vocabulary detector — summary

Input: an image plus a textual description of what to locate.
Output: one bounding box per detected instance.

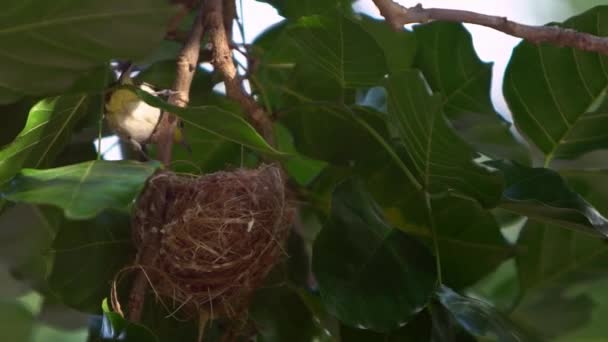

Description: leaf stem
[424,191,443,284]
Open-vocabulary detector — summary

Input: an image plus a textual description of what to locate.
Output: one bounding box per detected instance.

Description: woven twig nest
[132,165,293,318]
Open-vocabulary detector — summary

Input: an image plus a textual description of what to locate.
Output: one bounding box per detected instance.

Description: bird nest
[130,165,293,318]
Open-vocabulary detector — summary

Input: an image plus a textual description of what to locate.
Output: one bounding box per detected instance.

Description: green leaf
[273,12,410,108]
[91,301,158,341]
[48,211,133,313]
[489,160,608,237]
[312,180,437,332]
[250,21,297,110]
[413,22,530,165]
[386,70,504,207]
[288,14,388,91]
[561,168,608,215]
[274,123,326,186]
[0,299,34,342]
[358,16,416,74]
[437,286,529,341]
[0,95,92,187]
[430,196,512,289]
[256,0,353,19]
[250,286,333,342]
[374,164,511,289]
[512,220,608,339]
[0,0,173,101]
[504,6,608,163]
[339,311,432,341]
[133,88,283,157]
[0,205,57,291]
[280,104,389,166]
[2,160,160,220]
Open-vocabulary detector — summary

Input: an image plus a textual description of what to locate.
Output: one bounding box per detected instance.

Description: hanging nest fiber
[131,164,293,318]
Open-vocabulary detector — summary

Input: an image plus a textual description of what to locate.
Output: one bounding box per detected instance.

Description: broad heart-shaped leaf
[312,180,437,332]
[512,220,608,339]
[488,160,608,237]
[255,0,353,19]
[386,70,504,207]
[2,160,160,220]
[0,0,172,102]
[281,13,397,105]
[437,286,529,341]
[504,6,608,163]
[133,88,283,157]
[413,22,530,165]
[0,95,92,187]
[47,211,134,313]
[280,104,394,167]
[378,171,512,289]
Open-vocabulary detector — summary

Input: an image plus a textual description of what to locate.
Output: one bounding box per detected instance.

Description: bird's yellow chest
[105,87,161,143]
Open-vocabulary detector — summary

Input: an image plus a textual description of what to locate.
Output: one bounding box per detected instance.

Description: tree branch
[203,0,275,146]
[372,0,608,55]
[128,3,205,323]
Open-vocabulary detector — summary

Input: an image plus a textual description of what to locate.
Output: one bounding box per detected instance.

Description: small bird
[104,64,188,159]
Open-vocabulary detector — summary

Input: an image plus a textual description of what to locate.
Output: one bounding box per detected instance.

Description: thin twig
[203,0,275,146]
[372,0,608,55]
[128,3,205,323]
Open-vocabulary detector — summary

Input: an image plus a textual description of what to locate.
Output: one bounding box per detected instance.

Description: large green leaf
[251,21,297,110]
[504,6,608,163]
[339,311,432,341]
[250,286,332,342]
[0,204,57,292]
[386,70,504,207]
[280,104,389,165]
[512,220,608,339]
[358,16,416,75]
[413,22,530,165]
[437,286,529,341]
[489,160,608,237]
[285,14,395,101]
[562,168,608,215]
[0,95,91,187]
[378,176,512,289]
[312,180,437,332]
[2,160,160,220]
[48,211,133,313]
[255,0,353,19]
[0,299,34,342]
[0,0,172,101]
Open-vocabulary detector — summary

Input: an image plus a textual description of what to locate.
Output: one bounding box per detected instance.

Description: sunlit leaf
[0,95,91,187]
[2,160,160,220]
[504,6,608,163]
